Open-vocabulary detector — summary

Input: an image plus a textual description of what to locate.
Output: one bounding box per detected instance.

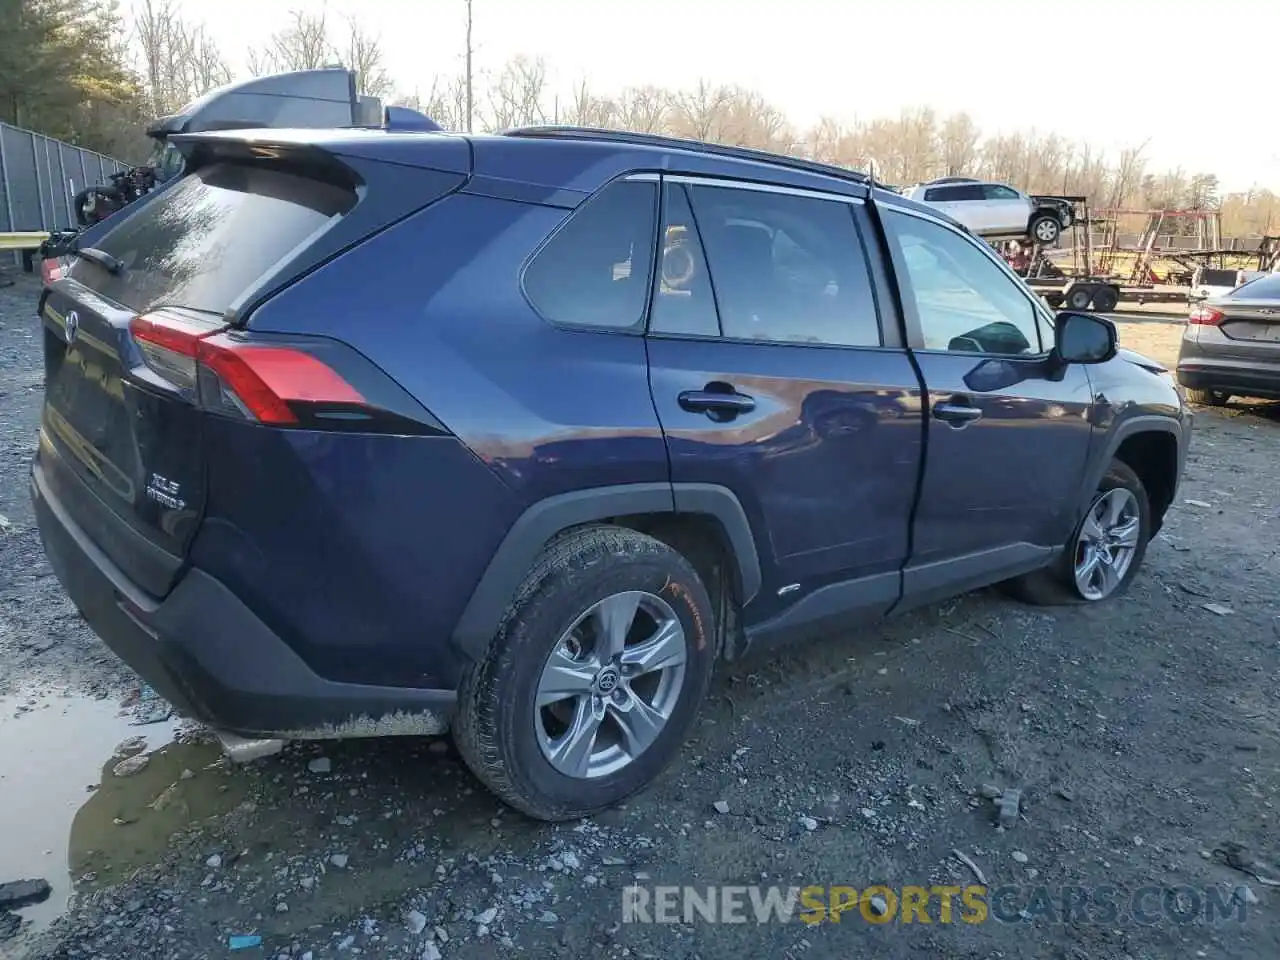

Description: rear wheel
[1090,286,1120,313]
[1184,387,1230,406]
[454,525,716,821]
[1005,460,1150,605]
[1030,215,1061,244]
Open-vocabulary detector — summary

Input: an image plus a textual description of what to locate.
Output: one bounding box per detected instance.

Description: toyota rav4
[33,126,1189,820]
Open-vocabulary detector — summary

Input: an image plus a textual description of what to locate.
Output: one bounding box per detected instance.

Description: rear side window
[984,185,1020,200]
[77,162,356,315]
[523,180,657,330]
[682,184,881,347]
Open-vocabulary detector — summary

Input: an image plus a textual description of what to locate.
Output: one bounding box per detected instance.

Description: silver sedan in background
[1177,273,1280,405]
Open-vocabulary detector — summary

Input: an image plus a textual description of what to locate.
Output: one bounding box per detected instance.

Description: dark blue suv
[32,126,1190,820]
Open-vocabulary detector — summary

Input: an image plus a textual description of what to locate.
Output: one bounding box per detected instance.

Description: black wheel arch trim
[1078,415,1185,517]
[451,482,763,660]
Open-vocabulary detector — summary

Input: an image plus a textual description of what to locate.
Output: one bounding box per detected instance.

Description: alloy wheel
[534,591,687,779]
[1073,488,1141,600]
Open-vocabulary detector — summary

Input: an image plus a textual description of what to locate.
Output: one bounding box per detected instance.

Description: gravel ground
[2,272,1278,959]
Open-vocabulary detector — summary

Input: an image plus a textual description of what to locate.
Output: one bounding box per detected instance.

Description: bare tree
[615,86,670,134]
[133,0,232,114]
[482,56,548,129]
[342,19,392,98]
[670,80,732,141]
[563,81,615,128]
[250,9,335,75]
[464,0,473,132]
[939,112,980,177]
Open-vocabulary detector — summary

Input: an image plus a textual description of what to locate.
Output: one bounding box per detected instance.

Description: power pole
[464,0,474,133]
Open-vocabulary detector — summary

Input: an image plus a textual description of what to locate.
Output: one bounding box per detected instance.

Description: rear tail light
[41,256,66,285]
[1189,305,1224,326]
[129,312,366,426]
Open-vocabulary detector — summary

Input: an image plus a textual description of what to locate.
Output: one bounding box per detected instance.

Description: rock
[539,910,559,923]
[276,902,289,913]
[561,851,581,870]
[330,853,349,869]
[1183,498,1212,508]
[713,800,730,815]
[860,808,875,819]
[475,906,498,925]
[799,816,818,831]
[1011,851,1029,864]
[308,757,332,774]
[434,926,449,943]
[995,789,1022,828]
[336,934,355,951]
[300,877,315,890]
[112,754,150,777]
[205,854,222,869]
[978,783,1003,799]
[422,945,442,960]
[180,768,195,780]
[869,894,889,916]
[0,879,52,910]
[405,910,427,935]
[477,925,490,938]
[1202,602,1233,616]
[1235,885,1260,906]
[0,911,18,942]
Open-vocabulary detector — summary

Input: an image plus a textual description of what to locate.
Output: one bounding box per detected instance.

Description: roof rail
[502,125,870,188]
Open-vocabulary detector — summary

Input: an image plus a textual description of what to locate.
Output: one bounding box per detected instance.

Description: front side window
[676,183,880,347]
[885,210,1043,355]
[984,184,1020,200]
[524,180,657,330]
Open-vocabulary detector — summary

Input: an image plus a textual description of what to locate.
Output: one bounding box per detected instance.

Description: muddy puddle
[0,692,247,938]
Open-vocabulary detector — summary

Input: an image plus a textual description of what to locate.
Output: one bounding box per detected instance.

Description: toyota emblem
[64,310,79,345]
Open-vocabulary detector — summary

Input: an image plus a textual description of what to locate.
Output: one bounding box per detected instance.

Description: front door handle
[933,398,983,425]
[678,386,756,420]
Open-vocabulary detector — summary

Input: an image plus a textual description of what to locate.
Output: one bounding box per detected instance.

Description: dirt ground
[2,271,1278,960]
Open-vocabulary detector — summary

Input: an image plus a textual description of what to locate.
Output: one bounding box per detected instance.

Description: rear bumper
[31,460,456,739]
[1176,360,1280,400]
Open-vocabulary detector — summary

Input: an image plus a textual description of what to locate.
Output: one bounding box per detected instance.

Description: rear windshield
[73,162,356,315]
[1233,273,1280,298]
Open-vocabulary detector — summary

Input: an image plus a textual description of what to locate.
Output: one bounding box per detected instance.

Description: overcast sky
[185,0,1279,193]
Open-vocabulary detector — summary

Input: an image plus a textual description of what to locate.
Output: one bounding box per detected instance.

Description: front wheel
[1005,460,1151,605]
[453,525,716,821]
[1030,215,1061,244]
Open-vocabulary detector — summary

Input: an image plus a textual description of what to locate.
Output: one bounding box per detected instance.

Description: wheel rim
[1035,220,1057,241]
[534,591,687,779]
[1073,488,1141,600]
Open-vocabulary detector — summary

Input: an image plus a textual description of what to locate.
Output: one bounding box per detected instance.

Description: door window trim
[881,202,1056,358]
[641,172,904,352]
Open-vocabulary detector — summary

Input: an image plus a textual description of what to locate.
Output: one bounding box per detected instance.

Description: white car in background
[904,178,1070,244]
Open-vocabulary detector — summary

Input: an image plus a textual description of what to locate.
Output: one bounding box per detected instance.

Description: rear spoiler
[169,125,470,179]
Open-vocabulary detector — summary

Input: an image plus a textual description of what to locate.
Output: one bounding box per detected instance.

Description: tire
[1184,387,1230,406]
[1030,215,1061,244]
[1066,286,1094,311]
[453,525,716,821]
[1090,286,1120,313]
[1004,460,1150,606]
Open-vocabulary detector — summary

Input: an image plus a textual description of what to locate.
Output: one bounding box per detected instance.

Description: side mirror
[1054,311,1117,365]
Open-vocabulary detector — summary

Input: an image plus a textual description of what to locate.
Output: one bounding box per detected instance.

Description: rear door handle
[932,398,983,425]
[678,387,756,419]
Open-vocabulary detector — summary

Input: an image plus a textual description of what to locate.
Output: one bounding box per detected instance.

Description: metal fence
[0,121,127,248]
